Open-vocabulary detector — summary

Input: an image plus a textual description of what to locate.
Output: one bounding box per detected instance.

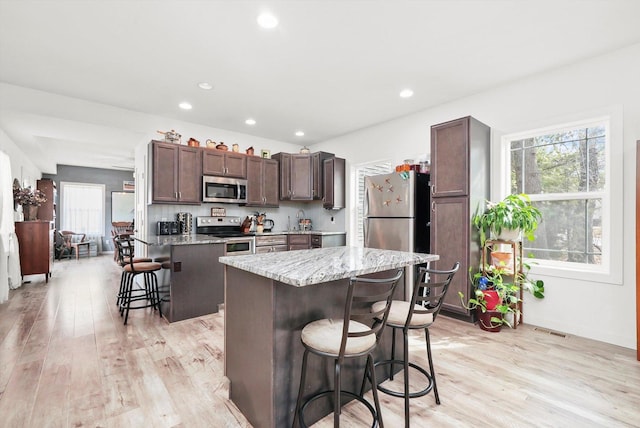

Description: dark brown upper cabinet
[152,141,202,204]
[202,150,247,178]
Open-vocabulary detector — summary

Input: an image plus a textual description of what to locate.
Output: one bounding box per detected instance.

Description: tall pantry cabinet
[430,116,490,321]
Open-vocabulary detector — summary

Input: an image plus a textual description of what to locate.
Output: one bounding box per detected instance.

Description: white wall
[0,128,42,189]
[310,43,640,349]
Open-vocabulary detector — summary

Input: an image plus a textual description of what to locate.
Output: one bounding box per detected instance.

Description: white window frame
[60,181,106,235]
[498,107,623,285]
[350,160,393,247]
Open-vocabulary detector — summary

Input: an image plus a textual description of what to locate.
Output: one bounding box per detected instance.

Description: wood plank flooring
[1,255,638,427]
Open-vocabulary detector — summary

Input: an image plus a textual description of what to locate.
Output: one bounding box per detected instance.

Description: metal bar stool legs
[372,262,459,428]
[293,269,404,428]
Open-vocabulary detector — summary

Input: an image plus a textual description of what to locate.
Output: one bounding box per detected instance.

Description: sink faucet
[296,209,305,219]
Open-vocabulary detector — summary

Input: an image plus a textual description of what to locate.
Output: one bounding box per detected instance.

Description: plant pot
[23,204,39,221]
[482,290,501,310]
[476,307,503,332]
[491,251,513,269]
[494,227,521,241]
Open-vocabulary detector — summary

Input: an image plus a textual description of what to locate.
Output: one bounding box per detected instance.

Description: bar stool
[372,262,459,427]
[114,237,162,325]
[114,237,153,307]
[292,269,404,428]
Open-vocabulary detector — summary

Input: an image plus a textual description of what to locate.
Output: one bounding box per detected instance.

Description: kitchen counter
[134,234,226,246]
[221,247,438,427]
[219,246,434,287]
[256,230,346,236]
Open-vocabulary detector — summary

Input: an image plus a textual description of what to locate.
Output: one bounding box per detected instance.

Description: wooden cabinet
[202,150,247,178]
[430,116,490,321]
[36,179,56,222]
[311,233,346,248]
[312,152,334,200]
[322,157,345,210]
[152,141,201,204]
[15,221,52,282]
[272,152,305,200]
[246,157,279,207]
[255,234,288,253]
[288,234,311,250]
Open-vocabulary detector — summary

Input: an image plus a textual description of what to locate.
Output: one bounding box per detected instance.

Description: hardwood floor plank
[0,255,638,427]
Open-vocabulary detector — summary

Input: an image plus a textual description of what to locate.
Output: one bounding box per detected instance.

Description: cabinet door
[177,146,201,203]
[323,157,345,210]
[202,150,226,176]
[153,142,178,202]
[15,221,50,280]
[263,159,279,207]
[225,153,247,178]
[274,153,291,200]
[431,117,470,198]
[291,154,312,200]
[430,196,471,316]
[246,156,264,205]
[311,152,333,199]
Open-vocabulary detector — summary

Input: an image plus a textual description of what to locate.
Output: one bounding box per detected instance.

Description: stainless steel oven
[196,216,255,255]
[223,237,255,255]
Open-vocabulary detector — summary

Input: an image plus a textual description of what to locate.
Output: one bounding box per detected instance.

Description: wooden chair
[112,222,134,261]
[60,230,91,260]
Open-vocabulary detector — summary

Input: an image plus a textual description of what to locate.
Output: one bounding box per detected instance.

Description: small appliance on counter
[176,212,193,235]
[156,221,180,235]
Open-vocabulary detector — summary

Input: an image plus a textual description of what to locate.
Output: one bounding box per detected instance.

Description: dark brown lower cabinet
[15,220,52,283]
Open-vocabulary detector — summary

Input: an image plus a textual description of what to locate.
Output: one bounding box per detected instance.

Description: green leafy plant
[459,267,520,328]
[472,193,543,244]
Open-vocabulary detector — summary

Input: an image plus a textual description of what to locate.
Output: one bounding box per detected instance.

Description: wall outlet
[331,216,335,224]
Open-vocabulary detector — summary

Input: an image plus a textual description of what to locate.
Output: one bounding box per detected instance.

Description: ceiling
[1,1,640,174]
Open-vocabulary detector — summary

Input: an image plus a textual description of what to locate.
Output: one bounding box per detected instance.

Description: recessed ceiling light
[198,82,213,90]
[295,131,305,137]
[179,102,192,110]
[257,12,278,29]
[245,118,256,126]
[399,89,414,98]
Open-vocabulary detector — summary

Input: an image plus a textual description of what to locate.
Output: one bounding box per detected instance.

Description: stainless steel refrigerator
[364,171,431,299]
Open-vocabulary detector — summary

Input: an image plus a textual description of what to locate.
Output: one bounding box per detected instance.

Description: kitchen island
[219,246,438,428]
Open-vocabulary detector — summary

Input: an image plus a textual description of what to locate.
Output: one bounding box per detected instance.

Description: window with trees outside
[503,113,622,283]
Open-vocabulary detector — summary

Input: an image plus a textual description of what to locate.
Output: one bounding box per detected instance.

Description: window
[352,161,392,246]
[501,111,622,284]
[60,182,105,235]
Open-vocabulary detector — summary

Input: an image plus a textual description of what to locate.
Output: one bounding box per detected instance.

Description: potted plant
[459,267,520,332]
[13,186,47,221]
[472,193,543,244]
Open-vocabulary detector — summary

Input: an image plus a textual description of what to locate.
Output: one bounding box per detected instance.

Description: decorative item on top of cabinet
[157,129,181,144]
[203,149,247,178]
[151,140,202,204]
[323,157,345,210]
[246,156,279,207]
[430,116,490,322]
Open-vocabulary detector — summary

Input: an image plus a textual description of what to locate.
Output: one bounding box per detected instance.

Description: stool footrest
[374,359,434,398]
[299,390,378,428]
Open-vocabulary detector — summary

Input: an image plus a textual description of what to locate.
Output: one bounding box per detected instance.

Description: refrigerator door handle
[363,185,370,218]
[363,217,369,247]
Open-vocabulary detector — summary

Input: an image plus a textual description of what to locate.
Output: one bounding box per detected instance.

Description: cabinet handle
[431,185,436,196]
[179,192,182,199]
[175,192,178,199]
[431,201,436,212]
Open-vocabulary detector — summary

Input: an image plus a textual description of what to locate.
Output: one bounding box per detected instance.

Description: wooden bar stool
[292,269,404,428]
[372,262,459,427]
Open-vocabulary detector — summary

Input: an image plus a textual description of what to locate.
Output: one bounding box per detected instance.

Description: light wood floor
[1,255,638,427]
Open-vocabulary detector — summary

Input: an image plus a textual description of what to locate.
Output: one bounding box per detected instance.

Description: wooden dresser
[15,220,53,283]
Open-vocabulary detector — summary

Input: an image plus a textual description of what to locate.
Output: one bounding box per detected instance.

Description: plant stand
[481,239,524,328]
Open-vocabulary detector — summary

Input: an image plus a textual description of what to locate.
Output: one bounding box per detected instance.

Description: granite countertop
[134,234,226,246]
[257,230,346,236]
[135,230,346,246]
[219,246,438,287]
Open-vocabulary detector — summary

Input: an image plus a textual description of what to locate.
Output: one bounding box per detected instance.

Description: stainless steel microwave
[202,176,247,204]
